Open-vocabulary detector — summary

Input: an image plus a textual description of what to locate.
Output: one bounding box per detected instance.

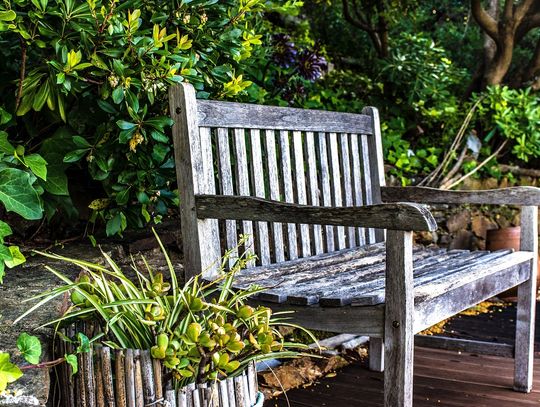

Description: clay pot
[486,226,540,301]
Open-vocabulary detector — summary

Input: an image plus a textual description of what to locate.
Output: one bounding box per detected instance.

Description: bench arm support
[195,194,437,232]
[382,186,540,206]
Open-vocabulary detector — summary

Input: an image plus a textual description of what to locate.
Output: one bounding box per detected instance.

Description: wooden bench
[169,83,539,407]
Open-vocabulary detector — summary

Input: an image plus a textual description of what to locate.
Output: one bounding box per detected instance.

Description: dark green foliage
[0,0,302,250]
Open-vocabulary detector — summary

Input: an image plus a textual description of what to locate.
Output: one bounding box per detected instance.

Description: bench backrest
[170,83,386,280]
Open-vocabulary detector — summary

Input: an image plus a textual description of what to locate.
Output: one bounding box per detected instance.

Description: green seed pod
[186,322,202,343]
[226,340,244,353]
[236,305,254,319]
[151,345,166,359]
[156,333,169,350]
[70,290,86,306]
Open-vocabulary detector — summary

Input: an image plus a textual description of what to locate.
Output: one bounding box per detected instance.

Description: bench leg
[369,337,384,372]
[384,230,414,407]
[514,205,538,393]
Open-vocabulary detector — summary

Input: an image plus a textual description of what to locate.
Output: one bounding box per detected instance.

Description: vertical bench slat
[265,130,285,262]
[363,107,386,242]
[234,128,255,266]
[329,132,347,249]
[280,130,299,260]
[170,84,221,279]
[318,132,335,252]
[250,129,271,265]
[306,131,324,254]
[350,134,366,246]
[293,131,312,257]
[199,128,222,271]
[361,134,376,244]
[217,128,238,267]
[514,205,538,392]
[340,133,356,247]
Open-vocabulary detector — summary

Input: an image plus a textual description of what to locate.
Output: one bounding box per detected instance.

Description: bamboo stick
[165,389,177,407]
[133,350,144,407]
[234,376,246,407]
[101,347,116,406]
[152,358,163,401]
[209,382,219,407]
[218,380,229,407]
[177,385,187,407]
[242,373,250,407]
[226,378,236,407]
[115,350,127,407]
[140,350,156,404]
[247,363,257,405]
[94,346,105,407]
[83,346,96,407]
[77,352,87,407]
[125,349,136,407]
[187,383,196,407]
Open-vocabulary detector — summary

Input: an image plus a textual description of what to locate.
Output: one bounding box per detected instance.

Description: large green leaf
[0,168,43,220]
[64,354,78,376]
[39,128,72,196]
[17,333,42,365]
[24,154,48,181]
[5,246,25,268]
[0,131,14,154]
[0,353,23,392]
[0,220,12,241]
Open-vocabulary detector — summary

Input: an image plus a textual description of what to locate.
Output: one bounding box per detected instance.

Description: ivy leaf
[5,246,26,268]
[64,354,78,376]
[17,333,42,365]
[0,220,12,242]
[0,131,14,154]
[24,154,48,181]
[106,212,127,236]
[76,333,90,353]
[0,168,43,220]
[0,352,23,392]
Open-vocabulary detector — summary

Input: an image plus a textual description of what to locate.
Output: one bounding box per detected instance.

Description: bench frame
[169,83,538,406]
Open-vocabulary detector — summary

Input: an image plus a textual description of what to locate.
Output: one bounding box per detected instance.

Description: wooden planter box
[58,328,260,407]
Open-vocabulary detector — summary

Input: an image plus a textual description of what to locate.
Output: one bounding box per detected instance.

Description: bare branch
[342,0,373,32]
[471,0,499,41]
[516,13,540,41]
[514,0,535,23]
[15,39,27,111]
[503,0,514,21]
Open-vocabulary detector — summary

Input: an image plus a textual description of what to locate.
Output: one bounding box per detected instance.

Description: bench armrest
[195,194,437,231]
[382,186,540,206]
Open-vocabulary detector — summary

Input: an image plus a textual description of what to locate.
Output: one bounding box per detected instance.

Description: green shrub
[0,0,301,274]
[477,86,540,162]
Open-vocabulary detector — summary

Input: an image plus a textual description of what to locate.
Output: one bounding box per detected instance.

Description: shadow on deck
[266,347,540,407]
[265,301,540,406]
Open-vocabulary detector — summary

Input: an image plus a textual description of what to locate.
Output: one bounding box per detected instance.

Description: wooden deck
[265,347,540,406]
[265,301,540,406]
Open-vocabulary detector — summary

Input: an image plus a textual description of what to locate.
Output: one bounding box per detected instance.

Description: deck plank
[265,345,540,407]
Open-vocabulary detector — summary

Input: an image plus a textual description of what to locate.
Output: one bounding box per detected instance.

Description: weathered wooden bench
[169,83,539,407]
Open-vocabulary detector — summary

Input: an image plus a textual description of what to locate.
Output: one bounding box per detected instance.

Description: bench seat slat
[303,250,512,306]
[232,248,533,308]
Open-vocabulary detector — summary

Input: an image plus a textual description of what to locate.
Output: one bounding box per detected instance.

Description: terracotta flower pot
[486,226,540,301]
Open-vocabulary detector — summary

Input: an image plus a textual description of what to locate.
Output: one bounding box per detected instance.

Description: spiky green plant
[15,232,314,386]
